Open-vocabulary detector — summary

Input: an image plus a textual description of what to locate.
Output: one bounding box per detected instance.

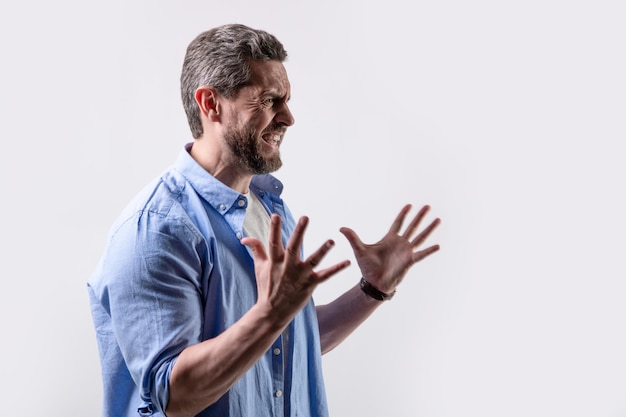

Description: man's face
[222,60,295,175]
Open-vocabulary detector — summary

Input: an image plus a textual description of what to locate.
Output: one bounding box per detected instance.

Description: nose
[276,102,295,127]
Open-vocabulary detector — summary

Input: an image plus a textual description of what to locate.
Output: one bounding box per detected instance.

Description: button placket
[270,339,285,411]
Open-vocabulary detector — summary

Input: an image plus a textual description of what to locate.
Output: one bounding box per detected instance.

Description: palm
[340,204,441,294]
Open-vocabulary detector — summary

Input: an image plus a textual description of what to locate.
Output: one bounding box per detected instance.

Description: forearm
[316,283,382,354]
[166,302,291,417]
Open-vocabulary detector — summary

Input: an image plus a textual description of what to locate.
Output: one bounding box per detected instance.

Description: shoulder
[109,168,202,243]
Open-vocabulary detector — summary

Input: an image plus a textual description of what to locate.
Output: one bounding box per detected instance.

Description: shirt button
[238,199,245,207]
[236,232,242,239]
[273,348,281,355]
[275,390,283,398]
[219,204,226,211]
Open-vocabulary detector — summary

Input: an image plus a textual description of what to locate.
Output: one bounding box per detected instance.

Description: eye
[261,97,275,108]
[262,95,287,109]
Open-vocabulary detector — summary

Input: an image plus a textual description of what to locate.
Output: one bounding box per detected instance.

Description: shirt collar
[173,143,283,212]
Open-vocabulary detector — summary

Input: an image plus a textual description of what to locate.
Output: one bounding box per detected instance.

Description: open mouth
[262,133,282,146]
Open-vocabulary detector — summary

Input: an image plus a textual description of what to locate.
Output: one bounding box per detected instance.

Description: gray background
[2,1,625,416]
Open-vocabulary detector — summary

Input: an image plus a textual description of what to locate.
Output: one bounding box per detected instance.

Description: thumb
[241,236,268,262]
[339,227,364,252]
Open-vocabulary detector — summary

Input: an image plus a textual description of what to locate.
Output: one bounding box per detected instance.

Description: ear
[194,86,222,121]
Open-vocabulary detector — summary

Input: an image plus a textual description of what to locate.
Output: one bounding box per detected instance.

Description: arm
[167,301,292,416]
[317,204,441,354]
[316,283,380,354]
[166,214,350,417]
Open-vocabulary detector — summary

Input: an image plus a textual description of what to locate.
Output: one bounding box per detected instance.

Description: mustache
[261,124,287,136]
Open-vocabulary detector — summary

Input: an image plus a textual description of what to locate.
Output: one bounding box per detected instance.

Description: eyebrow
[262,90,290,102]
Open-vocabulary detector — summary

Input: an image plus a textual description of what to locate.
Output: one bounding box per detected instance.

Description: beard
[223,123,283,175]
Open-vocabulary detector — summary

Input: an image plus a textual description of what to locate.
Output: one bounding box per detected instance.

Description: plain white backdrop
[1,1,625,416]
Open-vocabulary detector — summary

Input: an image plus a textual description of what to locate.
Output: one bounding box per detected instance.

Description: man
[88,23,441,417]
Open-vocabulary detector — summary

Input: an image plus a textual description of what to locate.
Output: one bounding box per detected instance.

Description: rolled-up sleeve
[100,208,210,413]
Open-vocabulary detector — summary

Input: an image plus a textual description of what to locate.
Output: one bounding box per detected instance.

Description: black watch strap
[360,277,396,301]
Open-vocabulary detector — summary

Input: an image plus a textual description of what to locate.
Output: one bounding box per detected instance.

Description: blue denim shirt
[88,145,328,417]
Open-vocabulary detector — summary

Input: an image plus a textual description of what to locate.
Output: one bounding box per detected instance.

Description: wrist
[359,277,396,301]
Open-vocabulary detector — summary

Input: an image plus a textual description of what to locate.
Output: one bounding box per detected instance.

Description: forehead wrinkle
[248,61,290,97]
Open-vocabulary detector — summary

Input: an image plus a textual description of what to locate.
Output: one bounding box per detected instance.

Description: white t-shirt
[243,191,271,246]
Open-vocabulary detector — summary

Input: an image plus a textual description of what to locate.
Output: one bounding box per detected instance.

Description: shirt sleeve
[100,208,210,413]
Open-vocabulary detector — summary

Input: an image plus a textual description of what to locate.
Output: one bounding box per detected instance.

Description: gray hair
[181,24,288,138]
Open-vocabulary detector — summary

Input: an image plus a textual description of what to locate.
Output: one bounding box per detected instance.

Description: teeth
[266,134,280,144]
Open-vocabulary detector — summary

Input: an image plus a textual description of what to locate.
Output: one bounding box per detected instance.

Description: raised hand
[242,214,351,318]
[339,204,441,295]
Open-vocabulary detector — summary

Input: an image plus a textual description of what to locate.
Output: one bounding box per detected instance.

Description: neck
[189,138,253,194]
